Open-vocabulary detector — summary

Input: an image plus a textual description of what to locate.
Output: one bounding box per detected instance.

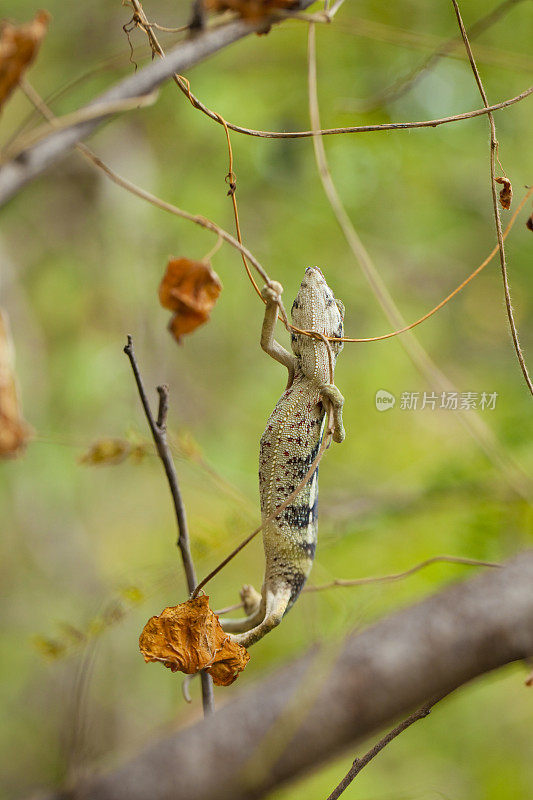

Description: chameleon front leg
[319,384,345,443]
[260,282,297,383]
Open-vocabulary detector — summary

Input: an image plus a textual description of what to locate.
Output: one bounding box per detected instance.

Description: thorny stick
[451,0,532,395]
[325,698,440,800]
[123,335,214,715]
[307,23,532,502]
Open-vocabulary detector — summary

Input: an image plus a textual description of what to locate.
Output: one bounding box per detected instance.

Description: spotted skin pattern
[221,267,344,648]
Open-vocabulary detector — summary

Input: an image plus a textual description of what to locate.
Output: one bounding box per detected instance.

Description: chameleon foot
[240,584,262,616]
[320,383,345,443]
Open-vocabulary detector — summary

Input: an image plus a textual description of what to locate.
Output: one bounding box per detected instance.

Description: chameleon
[221,267,345,648]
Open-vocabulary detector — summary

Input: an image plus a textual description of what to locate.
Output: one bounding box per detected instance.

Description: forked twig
[123,335,215,715]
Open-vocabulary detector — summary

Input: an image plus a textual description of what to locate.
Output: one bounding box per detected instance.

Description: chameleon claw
[240,584,262,615]
[261,281,283,304]
[320,384,345,443]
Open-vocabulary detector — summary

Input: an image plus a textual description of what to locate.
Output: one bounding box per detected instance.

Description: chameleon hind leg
[319,383,345,443]
[227,585,293,648]
[219,584,264,633]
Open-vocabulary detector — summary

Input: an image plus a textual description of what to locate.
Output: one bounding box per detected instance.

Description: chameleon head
[290,267,344,356]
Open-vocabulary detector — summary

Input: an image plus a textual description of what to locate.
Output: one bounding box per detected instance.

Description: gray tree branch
[44,550,533,800]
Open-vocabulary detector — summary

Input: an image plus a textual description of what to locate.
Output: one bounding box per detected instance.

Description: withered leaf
[495,177,512,210]
[0,309,31,457]
[526,213,533,232]
[204,0,299,21]
[79,438,130,465]
[139,595,249,686]
[0,11,50,111]
[159,257,222,343]
[79,437,149,466]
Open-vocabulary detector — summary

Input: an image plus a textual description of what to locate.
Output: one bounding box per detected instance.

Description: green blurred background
[1,1,532,797]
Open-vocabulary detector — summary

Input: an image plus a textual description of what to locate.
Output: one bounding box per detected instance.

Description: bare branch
[326,698,439,800]
[162,81,532,140]
[305,554,501,593]
[40,551,533,800]
[123,335,214,715]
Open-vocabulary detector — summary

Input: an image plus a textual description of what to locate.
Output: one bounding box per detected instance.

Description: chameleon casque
[221,267,345,648]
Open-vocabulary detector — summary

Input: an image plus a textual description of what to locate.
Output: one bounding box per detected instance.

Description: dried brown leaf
[159,257,222,343]
[526,213,533,232]
[0,11,50,111]
[495,177,512,210]
[0,310,31,457]
[139,595,249,686]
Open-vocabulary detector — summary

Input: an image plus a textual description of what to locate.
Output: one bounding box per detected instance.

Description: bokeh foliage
[1,1,532,797]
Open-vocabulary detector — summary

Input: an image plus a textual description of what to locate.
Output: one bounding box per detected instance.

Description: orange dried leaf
[495,176,512,210]
[159,257,222,343]
[0,11,50,111]
[139,595,249,686]
[0,310,31,457]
